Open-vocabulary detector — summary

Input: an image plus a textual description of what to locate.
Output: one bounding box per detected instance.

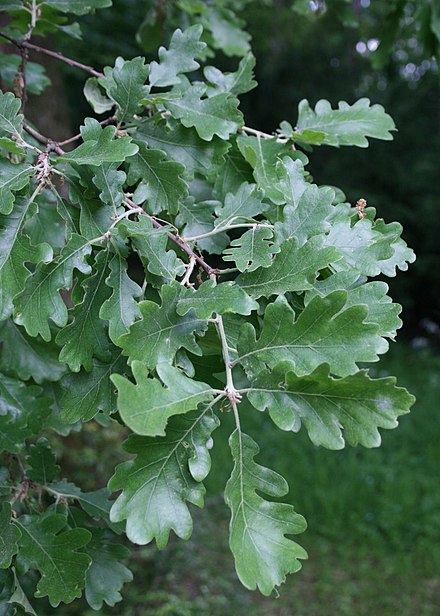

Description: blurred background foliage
[2,0,439,613]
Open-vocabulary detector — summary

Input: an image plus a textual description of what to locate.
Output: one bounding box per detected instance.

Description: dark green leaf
[99,56,149,121]
[26,438,60,484]
[14,234,92,341]
[118,284,207,369]
[223,226,279,272]
[15,512,91,607]
[0,91,23,137]
[0,161,33,215]
[56,249,111,372]
[0,503,20,569]
[177,279,258,318]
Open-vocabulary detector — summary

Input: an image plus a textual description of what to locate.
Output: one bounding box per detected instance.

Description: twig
[0,32,103,78]
[23,123,64,155]
[180,255,196,286]
[58,115,117,147]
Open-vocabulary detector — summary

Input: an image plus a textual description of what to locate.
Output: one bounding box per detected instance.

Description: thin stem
[241,125,277,140]
[216,315,242,404]
[180,255,196,286]
[183,223,274,242]
[0,32,103,78]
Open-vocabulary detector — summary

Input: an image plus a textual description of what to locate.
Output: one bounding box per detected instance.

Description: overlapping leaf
[0,320,66,383]
[136,119,228,180]
[118,284,207,369]
[127,141,188,214]
[0,503,20,569]
[149,25,206,87]
[56,249,111,372]
[43,0,112,15]
[238,236,340,298]
[237,135,307,204]
[177,280,258,319]
[14,234,92,341]
[58,119,138,166]
[237,291,388,378]
[108,408,219,546]
[84,530,133,610]
[223,226,279,272]
[0,91,23,137]
[26,438,60,484]
[99,253,142,343]
[225,431,307,595]
[0,161,33,215]
[247,363,414,449]
[15,512,91,606]
[0,196,52,321]
[214,181,267,227]
[59,351,125,423]
[99,56,149,121]
[165,84,243,141]
[112,361,216,436]
[205,52,257,96]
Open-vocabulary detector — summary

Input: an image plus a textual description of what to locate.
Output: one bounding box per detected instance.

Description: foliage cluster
[0,0,415,612]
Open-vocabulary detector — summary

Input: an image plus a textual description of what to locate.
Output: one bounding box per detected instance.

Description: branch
[23,123,64,155]
[0,32,104,78]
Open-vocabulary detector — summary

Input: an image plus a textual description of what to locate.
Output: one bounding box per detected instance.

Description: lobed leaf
[108,407,219,547]
[237,291,388,378]
[247,363,415,449]
[177,279,258,319]
[225,430,307,595]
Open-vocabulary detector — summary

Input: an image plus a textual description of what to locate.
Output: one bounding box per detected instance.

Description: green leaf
[108,407,219,547]
[14,233,92,341]
[0,374,49,454]
[83,77,114,114]
[118,284,207,369]
[0,320,66,383]
[225,430,307,595]
[213,138,254,199]
[99,253,142,343]
[119,216,186,280]
[322,216,398,277]
[15,512,91,607]
[26,438,60,484]
[237,135,307,204]
[223,226,279,272]
[149,25,206,87]
[370,218,416,276]
[99,56,149,121]
[43,0,112,15]
[0,196,52,321]
[214,181,268,228]
[127,141,188,214]
[59,351,124,423]
[307,276,402,339]
[92,162,126,209]
[247,363,414,449]
[84,530,133,610]
[205,52,257,96]
[296,98,396,147]
[46,480,122,532]
[274,159,334,245]
[56,250,111,372]
[0,136,26,154]
[112,361,216,436]
[238,236,340,298]
[177,279,258,319]
[0,91,23,137]
[7,568,37,615]
[0,503,20,569]
[201,7,251,57]
[57,119,138,166]
[0,161,33,215]
[136,118,228,180]
[165,84,243,141]
[177,198,229,254]
[237,291,388,378]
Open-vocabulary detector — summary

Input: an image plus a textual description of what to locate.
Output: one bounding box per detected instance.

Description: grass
[37,344,440,614]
